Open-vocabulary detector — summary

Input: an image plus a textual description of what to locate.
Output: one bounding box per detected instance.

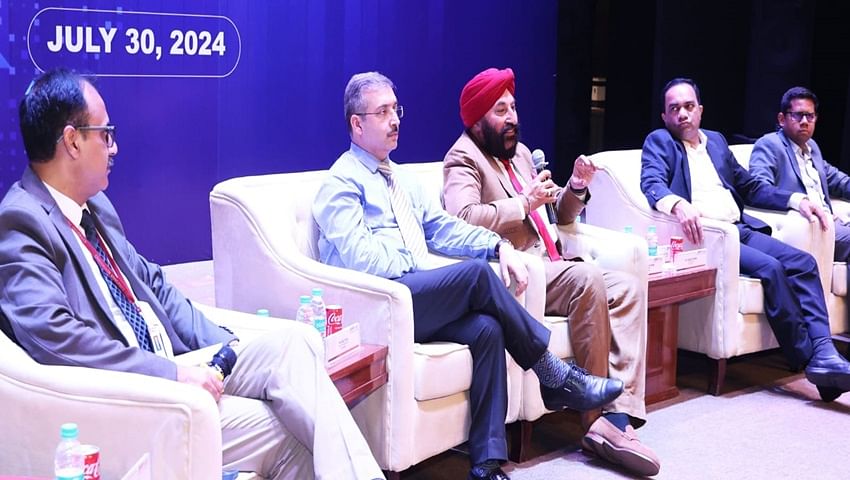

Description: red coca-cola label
[80,444,100,480]
[670,236,684,259]
[325,305,343,335]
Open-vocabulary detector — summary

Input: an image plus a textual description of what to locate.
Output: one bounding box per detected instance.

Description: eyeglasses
[355,105,404,120]
[56,125,116,148]
[784,111,817,123]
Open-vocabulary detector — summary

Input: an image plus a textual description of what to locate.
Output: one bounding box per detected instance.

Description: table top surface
[326,343,387,380]
[648,265,716,284]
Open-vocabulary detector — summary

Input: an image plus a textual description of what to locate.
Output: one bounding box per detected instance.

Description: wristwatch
[494,238,513,259]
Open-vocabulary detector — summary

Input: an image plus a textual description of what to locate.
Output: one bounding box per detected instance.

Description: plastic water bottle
[54,423,83,480]
[646,225,658,257]
[310,288,327,337]
[295,295,313,327]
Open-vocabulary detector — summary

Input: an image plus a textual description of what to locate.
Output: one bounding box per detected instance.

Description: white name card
[674,248,708,270]
[648,255,664,274]
[325,322,361,361]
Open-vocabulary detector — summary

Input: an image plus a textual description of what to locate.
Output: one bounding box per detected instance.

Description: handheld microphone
[208,345,238,380]
[531,149,548,172]
[531,149,558,224]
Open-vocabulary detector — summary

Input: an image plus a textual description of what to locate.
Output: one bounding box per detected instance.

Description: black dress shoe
[805,351,850,391]
[540,364,624,411]
[816,385,845,402]
[468,465,509,480]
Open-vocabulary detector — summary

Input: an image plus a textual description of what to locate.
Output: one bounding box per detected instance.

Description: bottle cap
[299,295,310,304]
[60,423,78,439]
[624,225,633,234]
[311,287,323,297]
[648,225,657,232]
[256,308,270,316]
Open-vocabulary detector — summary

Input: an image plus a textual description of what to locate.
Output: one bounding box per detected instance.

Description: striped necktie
[376,161,429,263]
[80,210,153,352]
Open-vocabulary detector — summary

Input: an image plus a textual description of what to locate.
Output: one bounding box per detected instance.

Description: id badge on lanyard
[137,301,174,360]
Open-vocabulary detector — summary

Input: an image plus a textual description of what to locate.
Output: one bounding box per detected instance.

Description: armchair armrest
[832,198,850,224]
[0,334,221,480]
[745,207,834,295]
[557,222,647,280]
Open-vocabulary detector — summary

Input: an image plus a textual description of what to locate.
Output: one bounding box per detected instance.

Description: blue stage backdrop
[1,1,558,264]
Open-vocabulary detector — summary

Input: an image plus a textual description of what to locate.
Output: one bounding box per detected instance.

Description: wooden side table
[326,344,388,407]
[645,266,717,404]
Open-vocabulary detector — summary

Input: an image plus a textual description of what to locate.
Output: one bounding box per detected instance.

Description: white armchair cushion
[412,342,472,401]
[833,264,848,296]
[543,315,575,359]
[738,277,765,314]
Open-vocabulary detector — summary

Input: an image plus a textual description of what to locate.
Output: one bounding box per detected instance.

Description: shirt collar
[684,130,708,153]
[43,181,90,227]
[349,142,394,174]
[792,141,811,158]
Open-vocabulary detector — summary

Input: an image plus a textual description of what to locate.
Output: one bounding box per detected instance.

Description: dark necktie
[500,159,561,261]
[80,210,153,352]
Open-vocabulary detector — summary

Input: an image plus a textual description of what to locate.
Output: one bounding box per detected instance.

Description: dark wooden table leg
[508,420,533,463]
[708,357,727,396]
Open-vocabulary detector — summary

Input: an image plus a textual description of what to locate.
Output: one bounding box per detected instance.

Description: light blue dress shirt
[313,143,500,279]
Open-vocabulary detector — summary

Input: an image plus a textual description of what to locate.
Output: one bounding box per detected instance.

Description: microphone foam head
[531,149,546,168]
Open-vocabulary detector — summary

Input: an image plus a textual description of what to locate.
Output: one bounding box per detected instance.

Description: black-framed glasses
[784,111,817,122]
[56,125,116,148]
[355,105,404,120]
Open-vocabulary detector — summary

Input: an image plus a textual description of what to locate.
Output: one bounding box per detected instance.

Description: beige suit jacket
[442,131,585,256]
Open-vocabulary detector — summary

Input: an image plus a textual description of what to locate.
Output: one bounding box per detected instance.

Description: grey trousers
[220,321,383,480]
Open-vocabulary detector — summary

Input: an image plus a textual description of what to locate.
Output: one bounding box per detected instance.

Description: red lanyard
[66,217,139,307]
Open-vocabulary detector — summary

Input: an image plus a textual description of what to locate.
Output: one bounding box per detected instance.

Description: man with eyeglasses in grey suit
[749,86,850,272]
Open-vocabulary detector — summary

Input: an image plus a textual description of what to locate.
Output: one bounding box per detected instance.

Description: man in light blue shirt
[313,71,623,480]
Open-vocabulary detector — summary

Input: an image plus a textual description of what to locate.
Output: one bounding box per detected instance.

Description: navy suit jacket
[641,128,794,233]
[749,130,850,210]
[0,167,234,379]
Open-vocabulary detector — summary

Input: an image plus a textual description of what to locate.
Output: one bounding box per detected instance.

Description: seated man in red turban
[442,67,660,477]
[313,71,625,480]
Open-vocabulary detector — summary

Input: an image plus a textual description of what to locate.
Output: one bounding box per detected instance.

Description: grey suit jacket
[749,130,850,210]
[0,167,234,379]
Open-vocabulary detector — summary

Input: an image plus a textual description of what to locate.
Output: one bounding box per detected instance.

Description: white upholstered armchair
[209,164,533,478]
[405,162,648,463]
[209,161,650,471]
[0,304,278,480]
[585,145,843,394]
[736,145,848,333]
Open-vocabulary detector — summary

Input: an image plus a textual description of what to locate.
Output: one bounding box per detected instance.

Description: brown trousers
[544,260,646,428]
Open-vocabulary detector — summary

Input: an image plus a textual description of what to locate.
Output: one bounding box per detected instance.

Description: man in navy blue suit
[749,86,850,265]
[640,77,850,402]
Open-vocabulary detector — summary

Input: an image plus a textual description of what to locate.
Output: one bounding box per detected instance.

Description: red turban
[459,67,515,128]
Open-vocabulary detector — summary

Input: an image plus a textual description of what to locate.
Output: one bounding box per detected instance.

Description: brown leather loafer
[581,416,661,476]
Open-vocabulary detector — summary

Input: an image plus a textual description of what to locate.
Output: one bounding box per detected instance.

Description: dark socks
[531,351,570,388]
[603,412,630,432]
